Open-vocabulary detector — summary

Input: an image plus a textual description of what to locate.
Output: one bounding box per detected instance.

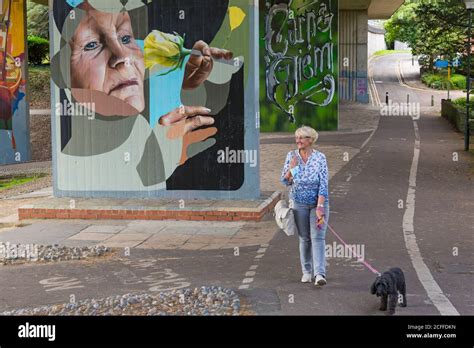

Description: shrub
[450,74,466,90]
[452,98,474,117]
[421,72,466,90]
[27,0,49,39]
[27,35,49,65]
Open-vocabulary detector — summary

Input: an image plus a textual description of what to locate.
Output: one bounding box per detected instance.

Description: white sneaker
[315,274,327,286]
[301,274,312,283]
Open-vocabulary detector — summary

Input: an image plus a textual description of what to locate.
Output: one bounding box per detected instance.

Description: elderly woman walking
[281,126,330,286]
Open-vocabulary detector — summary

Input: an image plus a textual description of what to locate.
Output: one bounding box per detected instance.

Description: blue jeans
[292,200,330,277]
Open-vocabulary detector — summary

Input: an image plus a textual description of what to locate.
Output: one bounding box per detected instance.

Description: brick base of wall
[18,192,282,222]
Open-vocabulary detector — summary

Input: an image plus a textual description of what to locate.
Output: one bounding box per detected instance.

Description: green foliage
[27,35,49,65]
[384,1,419,49]
[385,0,467,72]
[451,74,467,89]
[452,97,474,113]
[421,72,466,90]
[373,49,411,57]
[0,176,39,191]
[27,0,49,39]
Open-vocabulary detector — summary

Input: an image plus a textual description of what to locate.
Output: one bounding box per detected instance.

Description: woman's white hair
[295,126,319,145]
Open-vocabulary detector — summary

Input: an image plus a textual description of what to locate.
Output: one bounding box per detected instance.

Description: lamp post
[464,0,474,151]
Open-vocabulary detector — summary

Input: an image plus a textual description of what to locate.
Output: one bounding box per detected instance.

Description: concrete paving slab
[106,233,152,242]
[68,232,113,241]
[144,234,190,244]
[120,221,167,234]
[102,240,144,248]
[0,222,87,245]
[80,225,126,234]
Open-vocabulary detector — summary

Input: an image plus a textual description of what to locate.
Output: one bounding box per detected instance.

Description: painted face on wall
[69,3,145,115]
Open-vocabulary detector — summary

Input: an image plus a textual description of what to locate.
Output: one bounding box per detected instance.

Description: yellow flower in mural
[144,30,191,75]
[228,6,246,31]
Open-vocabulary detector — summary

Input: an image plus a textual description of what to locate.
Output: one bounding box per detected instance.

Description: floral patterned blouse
[280,149,329,205]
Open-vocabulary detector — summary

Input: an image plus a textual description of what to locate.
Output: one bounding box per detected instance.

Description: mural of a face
[69,3,145,115]
[51,0,259,199]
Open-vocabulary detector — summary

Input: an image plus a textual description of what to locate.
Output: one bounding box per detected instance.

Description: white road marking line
[368,56,383,107]
[346,175,352,182]
[238,244,268,290]
[361,127,377,150]
[402,121,459,315]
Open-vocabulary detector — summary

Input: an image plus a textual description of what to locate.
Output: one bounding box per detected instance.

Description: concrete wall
[49,0,260,200]
[339,10,369,103]
[368,27,386,57]
[395,40,410,51]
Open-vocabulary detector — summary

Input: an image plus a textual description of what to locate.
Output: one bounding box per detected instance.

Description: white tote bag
[274,199,297,236]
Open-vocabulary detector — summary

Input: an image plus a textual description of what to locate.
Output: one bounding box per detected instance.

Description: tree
[27,0,49,39]
[385,0,467,72]
[384,1,418,49]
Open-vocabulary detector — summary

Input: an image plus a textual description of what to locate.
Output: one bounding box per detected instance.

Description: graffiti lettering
[264,0,336,122]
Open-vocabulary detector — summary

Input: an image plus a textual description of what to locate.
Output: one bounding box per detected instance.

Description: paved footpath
[0,53,472,315]
[243,53,473,315]
[0,109,381,314]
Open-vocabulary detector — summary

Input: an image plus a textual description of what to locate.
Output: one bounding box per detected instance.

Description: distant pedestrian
[281,126,330,286]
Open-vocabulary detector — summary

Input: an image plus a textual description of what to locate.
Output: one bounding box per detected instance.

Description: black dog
[370,267,407,315]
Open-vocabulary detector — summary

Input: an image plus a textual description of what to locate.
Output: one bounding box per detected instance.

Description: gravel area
[0,173,52,200]
[0,161,51,177]
[0,287,241,316]
[0,244,112,265]
[30,115,52,162]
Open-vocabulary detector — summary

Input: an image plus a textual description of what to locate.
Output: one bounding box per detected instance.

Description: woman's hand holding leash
[316,206,325,229]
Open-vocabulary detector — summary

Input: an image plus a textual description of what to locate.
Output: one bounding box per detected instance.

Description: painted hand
[159,105,217,166]
[182,40,233,90]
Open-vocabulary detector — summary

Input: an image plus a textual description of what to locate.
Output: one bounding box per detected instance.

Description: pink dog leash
[327,224,381,277]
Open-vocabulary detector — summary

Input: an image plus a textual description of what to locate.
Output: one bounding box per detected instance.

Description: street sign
[434,59,449,68]
[452,58,462,67]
